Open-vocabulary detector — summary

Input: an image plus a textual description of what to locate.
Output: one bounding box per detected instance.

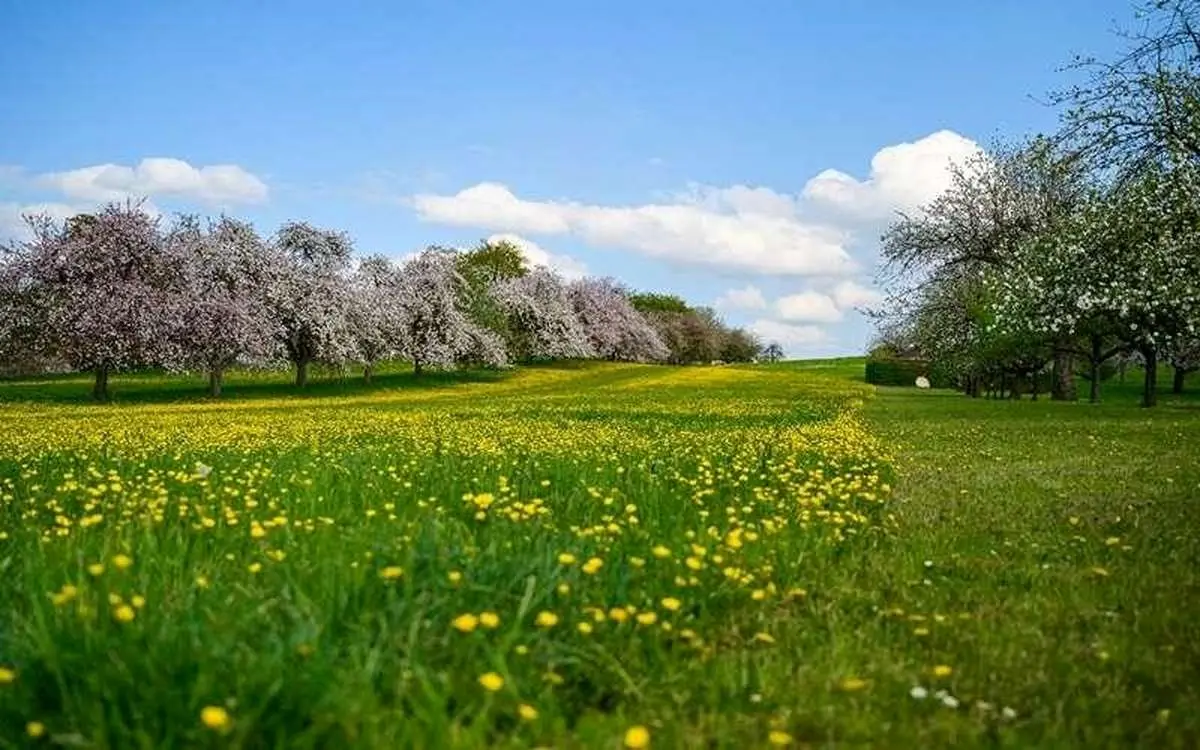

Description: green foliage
[627,292,691,314]
[865,354,949,387]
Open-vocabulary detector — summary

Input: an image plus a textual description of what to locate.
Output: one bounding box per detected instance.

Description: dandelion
[577,621,594,634]
[131,595,146,609]
[195,576,210,589]
[535,611,559,628]
[651,545,671,558]
[636,612,657,626]
[0,666,15,684]
[448,570,462,585]
[768,730,793,746]
[200,705,230,730]
[661,597,681,611]
[113,604,136,623]
[582,557,603,575]
[479,611,500,629]
[247,562,262,574]
[478,672,504,691]
[380,566,404,580]
[87,563,105,577]
[517,703,539,721]
[112,554,133,570]
[452,613,480,633]
[624,725,651,748]
[838,677,868,692]
[27,722,46,738]
[931,665,952,678]
[557,552,577,565]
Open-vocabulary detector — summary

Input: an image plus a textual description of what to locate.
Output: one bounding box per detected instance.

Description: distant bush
[865,355,950,387]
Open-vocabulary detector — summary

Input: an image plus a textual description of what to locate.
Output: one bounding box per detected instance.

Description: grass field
[0,361,1197,748]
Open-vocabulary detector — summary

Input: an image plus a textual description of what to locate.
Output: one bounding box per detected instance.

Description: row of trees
[872,0,1200,407]
[0,205,767,400]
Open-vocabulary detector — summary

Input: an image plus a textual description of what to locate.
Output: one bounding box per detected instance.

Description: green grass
[0,361,1197,748]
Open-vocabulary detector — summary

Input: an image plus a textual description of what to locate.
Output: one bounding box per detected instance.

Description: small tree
[347,255,406,383]
[762,342,784,363]
[492,267,593,362]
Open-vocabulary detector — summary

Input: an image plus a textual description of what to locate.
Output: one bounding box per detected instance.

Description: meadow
[0,361,1197,748]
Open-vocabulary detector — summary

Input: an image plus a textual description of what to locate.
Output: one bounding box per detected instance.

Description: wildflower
[113,604,136,623]
[913,627,930,636]
[557,583,571,595]
[518,703,539,721]
[582,557,603,575]
[1001,707,1018,720]
[452,613,479,633]
[661,597,681,611]
[380,566,404,580]
[112,554,133,570]
[247,562,263,574]
[931,665,952,678]
[768,730,793,745]
[535,611,559,628]
[838,677,868,692]
[131,595,146,609]
[752,632,776,644]
[557,553,577,565]
[87,563,105,577]
[651,545,672,559]
[609,608,629,623]
[910,686,928,700]
[624,725,651,748]
[27,722,46,738]
[448,570,462,584]
[479,611,500,629]
[0,666,15,684]
[577,621,594,634]
[478,672,505,691]
[195,576,210,589]
[200,705,230,730]
[636,612,657,626]
[941,694,960,709]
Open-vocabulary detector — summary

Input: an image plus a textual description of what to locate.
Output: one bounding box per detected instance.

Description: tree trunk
[363,363,374,384]
[1140,346,1157,408]
[92,365,110,402]
[208,368,223,398]
[1089,335,1101,403]
[413,358,423,377]
[295,359,309,388]
[1174,367,1187,394]
[1051,348,1077,401]
[1030,373,1039,401]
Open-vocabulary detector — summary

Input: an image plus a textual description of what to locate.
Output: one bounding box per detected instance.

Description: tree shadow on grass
[0,364,514,407]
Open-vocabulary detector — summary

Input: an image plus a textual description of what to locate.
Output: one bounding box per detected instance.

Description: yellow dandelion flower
[247,562,262,574]
[838,677,869,692]
[661,597,681,611]
[768,730,793,746]
[651,545,672,559]
[112,554,133,570]
[200,705,230,730]
[447,570,463,585]
[636,612,657,626]
[130,595,146,609]
[557,553,577,565]
[27,721,46,738]
[518,703,539,721]
[535,611,559,628]
[0,666,15,684]
[195,576,210,589]
[452,613,479,633]
[478,672,505,691]
[87,563,105,577]
[931,665,952,678]
[582,557,603,575]
[479,611,500,629]
[624,725,651,748]
[113,604,136,623]
[577,621,594,634]
[380,566,404,580]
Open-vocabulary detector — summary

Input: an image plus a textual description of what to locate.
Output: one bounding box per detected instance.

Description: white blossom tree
[567,277,669,362]
[397,247,507,375]
[491,267,593,362]
[4,203,182,400]
[168,215,280,397]
[270,222,356,387]
[347,254,406,382]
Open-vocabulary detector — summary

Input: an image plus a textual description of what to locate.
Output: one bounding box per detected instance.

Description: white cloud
[830,279,884,310]
[413,182,856,277]
[487,233,588,280]
[715,285,767,311]
[0,201,83,240]
[748,319,829,350]
[774,291,843,323]
[38,158,268,205]
[411,130,980,278]
[801,129,981,222]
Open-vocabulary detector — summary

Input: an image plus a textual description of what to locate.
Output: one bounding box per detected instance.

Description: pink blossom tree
[168,215,281,397]
[347,254,406,383]
[567,277,669,362]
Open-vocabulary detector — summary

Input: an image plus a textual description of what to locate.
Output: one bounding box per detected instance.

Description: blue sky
[0,0,1134,355]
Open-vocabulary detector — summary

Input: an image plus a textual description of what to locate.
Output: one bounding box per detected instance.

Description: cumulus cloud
[411,130,979,277]
[801,129,981,222]
[715,285,767,311]
[0,201,84,240]
[37,158,268,205]
[748,319,829,350]
[487,233,588,280]
[413,182,856,277]
[831,279,884,310]
[774,291,844,323]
